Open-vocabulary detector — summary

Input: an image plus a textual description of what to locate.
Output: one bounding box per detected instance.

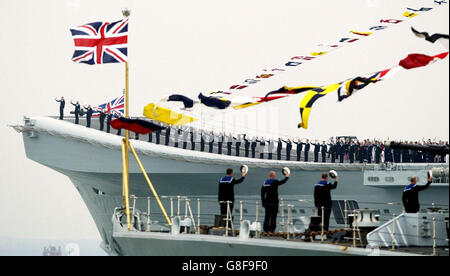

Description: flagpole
[122,8,131,231]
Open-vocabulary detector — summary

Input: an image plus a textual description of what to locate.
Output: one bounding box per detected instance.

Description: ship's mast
[120,8,171,230]
[122,8,132,230]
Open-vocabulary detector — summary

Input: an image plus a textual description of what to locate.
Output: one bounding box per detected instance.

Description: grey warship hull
[111,230,416,256]
[14,117,449,255]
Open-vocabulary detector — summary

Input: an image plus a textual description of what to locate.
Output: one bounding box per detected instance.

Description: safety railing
[124,194,448,255]
[126,195,448,223]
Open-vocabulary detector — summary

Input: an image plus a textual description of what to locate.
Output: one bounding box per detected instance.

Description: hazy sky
[0,0,448,241]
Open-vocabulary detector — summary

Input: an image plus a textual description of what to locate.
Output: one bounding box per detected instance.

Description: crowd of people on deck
[56,97,449,164]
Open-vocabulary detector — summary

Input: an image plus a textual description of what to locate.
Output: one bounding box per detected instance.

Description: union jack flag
[70,18,128,65]
[92,96,125,118]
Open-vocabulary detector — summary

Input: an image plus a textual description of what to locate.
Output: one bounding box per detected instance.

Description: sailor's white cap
[329,170,338,178]
[240,164,248,174]
[282,167,290,176]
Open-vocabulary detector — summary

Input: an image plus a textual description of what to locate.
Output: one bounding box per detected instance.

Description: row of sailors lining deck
[59,116,449,164]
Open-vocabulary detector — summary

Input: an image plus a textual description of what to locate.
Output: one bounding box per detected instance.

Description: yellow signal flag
[298,83,340,129]
[311,52,328,56]
[143,103,197,126]
[349,31,373,36]
[403,12,418,18]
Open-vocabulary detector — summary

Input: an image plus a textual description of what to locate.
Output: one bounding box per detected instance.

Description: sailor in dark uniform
[235,135,241,157]
[244,135,250,158]
[384,146,393,162]
[226,134,233,156]
[336,140,344,163]
[314,172,338,231]
[393,148,401,163]
[304,140,310,162]
[359,142,366,163]
[200,131,206,152]
[367,142,373,164]
[217,133,223,154]
[218,168,247,215]
[261,170,290,232]
[349,141,356,163]
[337,140,343,163]
[321,141,328,163]
[344,140,350,163]
[439,141,447,163]
[83,105,93,128]
[402,175,433,213]
[313,141,320,163]
[189,128,194,150]
[98,109,106,131]
[294,139,303,161]
[165,127,171,146]
[277,138,283,160]
[285,139,292,161]
[329,141,336,163]
[251,137,257,158]
[70,100,81,124]
[355,143,361,163]
[155,125,161,144]
[106,111,113,133]
[55,97,65,120]
[356,141,362,162]
[374,143,382,164]
[342,140,350,163]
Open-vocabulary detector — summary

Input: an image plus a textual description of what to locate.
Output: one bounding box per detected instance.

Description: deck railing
[122,194,449,253]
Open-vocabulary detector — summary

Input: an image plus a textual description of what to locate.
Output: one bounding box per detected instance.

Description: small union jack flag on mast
[70,18,128,65]
[92,96,125,118]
